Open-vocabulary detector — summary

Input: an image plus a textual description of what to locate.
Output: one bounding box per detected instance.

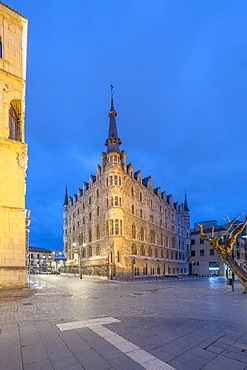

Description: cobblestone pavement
[0,275,247,370]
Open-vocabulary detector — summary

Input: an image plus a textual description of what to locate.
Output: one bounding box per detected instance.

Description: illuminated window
[115,219,119,235]
[109,219,122,235]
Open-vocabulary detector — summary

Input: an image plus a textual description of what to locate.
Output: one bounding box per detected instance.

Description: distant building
[190,221,247,276]
[0,3,28,288]
[28,247,66,273]
[63,90,190,279]
[29,246,53,274]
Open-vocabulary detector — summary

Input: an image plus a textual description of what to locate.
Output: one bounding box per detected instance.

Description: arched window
[9,103,21,141]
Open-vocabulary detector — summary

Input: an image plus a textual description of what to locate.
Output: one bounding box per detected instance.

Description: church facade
[63,91,190,279]
[0,3,28,288]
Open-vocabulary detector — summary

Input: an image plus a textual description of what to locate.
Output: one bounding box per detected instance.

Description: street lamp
[52,250,62,274]
[73,242,86,279]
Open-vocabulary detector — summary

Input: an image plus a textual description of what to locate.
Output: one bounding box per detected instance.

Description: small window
[140,245,145,256]
[9,103,21,141]
[191,250,195,257]
[132,223,136,239]
[0,37,2,58]
[191,239,195,245]
[131,186,134,196]
[131,244,137,255]
[200,249,204,256]
[209,249,214,256]
[200,239,204,244]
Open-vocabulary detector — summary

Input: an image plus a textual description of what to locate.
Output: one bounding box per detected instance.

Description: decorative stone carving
[17,151,28,171]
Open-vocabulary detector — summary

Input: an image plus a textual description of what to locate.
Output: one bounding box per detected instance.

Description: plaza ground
[0,275,247,369]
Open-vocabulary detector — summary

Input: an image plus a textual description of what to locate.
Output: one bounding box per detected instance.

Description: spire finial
[184,192,189,212]
[105,84,122,153]
[110,84,114,99]
[64,185,68,206]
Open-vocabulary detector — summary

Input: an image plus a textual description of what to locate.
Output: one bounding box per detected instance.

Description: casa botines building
[63,90,190,279]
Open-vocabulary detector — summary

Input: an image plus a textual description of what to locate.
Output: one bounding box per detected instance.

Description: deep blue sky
[6,1,247,250]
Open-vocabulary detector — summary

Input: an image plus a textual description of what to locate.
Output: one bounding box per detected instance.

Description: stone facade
[64,92,190,279]
[0,4,28,288]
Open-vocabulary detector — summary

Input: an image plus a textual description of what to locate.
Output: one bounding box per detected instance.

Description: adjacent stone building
[63,90,190,279]
[0,3,28,288]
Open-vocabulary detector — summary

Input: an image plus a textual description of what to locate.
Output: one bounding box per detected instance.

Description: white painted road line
[57,316,120,331]
[57,317,175,370]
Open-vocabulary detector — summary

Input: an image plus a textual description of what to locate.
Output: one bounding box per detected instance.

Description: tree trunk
[223,253,247,292]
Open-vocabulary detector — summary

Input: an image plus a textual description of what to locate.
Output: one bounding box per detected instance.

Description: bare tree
[198,214,247,293]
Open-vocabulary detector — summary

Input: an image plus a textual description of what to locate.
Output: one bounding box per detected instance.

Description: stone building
[29,246,53,274]
[63,91,190,279]
[0,3,28,288]
[190,220,247,276]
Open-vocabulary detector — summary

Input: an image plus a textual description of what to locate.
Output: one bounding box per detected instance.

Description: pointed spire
[184,193,189,211]
[105,84,122,153]
[64,185,68,206]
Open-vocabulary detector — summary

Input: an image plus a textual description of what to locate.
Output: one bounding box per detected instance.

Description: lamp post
[73,242,86,279]
[106,244,115,280]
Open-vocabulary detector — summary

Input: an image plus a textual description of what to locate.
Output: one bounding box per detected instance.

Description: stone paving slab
[0,275,247,370]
